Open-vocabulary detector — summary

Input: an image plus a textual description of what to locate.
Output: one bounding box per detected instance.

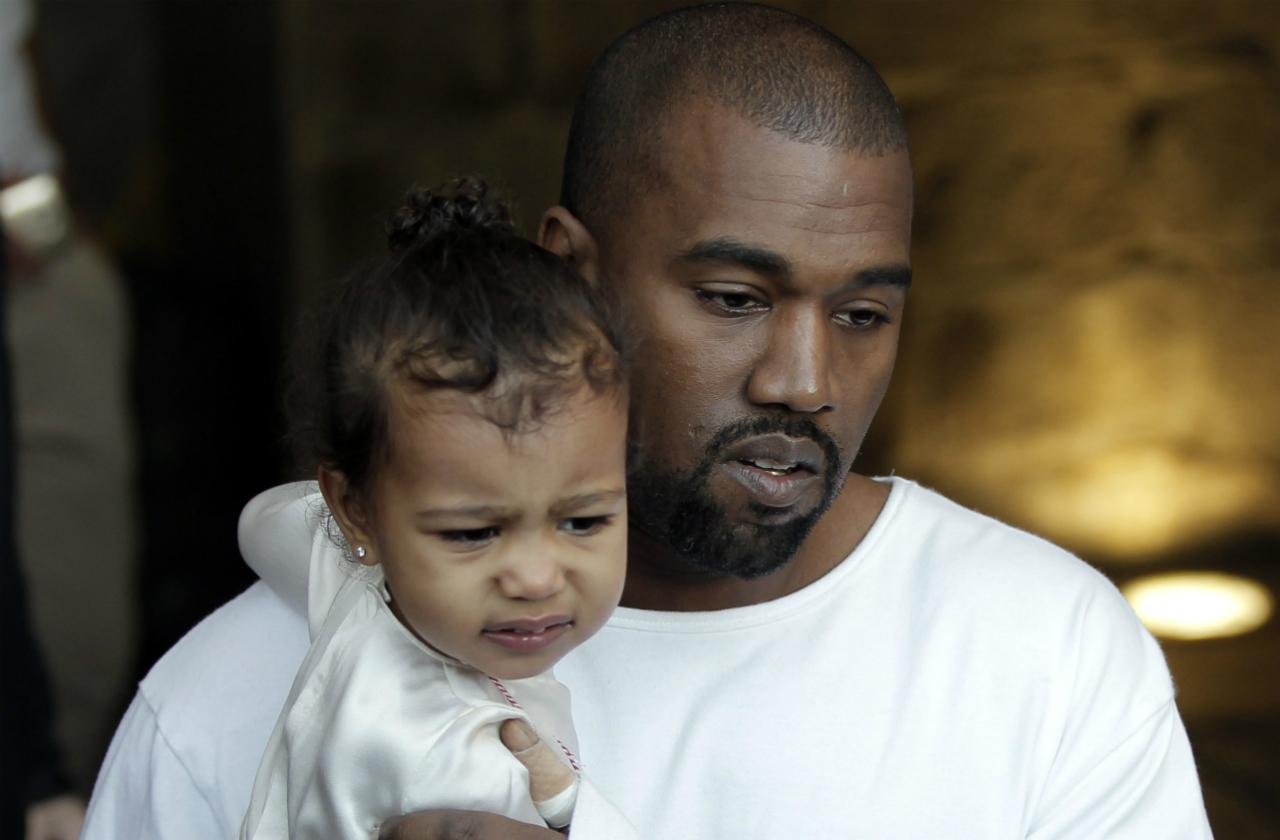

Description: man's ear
[318,467,378,566]
[538,206,602,286]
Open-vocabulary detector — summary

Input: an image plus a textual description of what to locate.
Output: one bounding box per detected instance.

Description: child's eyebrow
[413,489,624,523]
[415,505,513,522]
[549,489,626,518]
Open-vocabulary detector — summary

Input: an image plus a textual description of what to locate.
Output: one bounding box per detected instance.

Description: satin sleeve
[239,481,352,637]
[399,705,547,827]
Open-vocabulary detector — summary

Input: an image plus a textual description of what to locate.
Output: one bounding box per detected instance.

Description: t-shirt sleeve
[1027,699,1211,839]
[82,691,226,840]
[1027,582,1212,839]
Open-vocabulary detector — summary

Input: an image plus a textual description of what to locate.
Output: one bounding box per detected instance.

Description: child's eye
[558,515,613,536]
[439,526,500,544]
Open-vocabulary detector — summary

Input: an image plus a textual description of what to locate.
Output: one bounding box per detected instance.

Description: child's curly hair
[288,176,626,502]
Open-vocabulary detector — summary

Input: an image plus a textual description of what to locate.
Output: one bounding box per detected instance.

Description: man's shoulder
[138,582,309,805]
[879,477,1173,708]
[141,581,308,711]
[877,478,1152,647]
[883,476,1103,588]
[85,583,310,838]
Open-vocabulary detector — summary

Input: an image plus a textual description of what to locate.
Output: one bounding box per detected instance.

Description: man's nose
[497,547,565,601]
[746,306,836,413]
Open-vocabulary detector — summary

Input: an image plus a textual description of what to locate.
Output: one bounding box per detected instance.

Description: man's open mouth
[715,433,827,509]
[736,457,810,476]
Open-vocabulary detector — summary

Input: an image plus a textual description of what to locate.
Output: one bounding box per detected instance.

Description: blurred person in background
[0,0,137,833]
[0,194,82,840]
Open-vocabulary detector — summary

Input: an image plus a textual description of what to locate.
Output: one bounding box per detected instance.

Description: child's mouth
[482,616,573,653]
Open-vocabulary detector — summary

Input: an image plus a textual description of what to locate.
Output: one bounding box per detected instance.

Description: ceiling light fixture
[1121,571,1273,641]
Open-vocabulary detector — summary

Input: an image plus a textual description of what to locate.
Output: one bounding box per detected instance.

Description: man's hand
[25,794,85,840]
[377,810,561,840]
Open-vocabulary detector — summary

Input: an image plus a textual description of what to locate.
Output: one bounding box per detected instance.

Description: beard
[626,414,846,580]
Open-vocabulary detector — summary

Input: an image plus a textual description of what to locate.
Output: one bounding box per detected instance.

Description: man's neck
[619,474,891,612]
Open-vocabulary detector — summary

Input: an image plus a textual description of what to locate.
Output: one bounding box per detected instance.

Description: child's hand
[500,719,579,829]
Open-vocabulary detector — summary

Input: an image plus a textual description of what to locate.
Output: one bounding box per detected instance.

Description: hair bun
[387,176,516,251]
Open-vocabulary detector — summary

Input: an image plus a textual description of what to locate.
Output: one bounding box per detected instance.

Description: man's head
[560,2,908,242]
[540,3,914,583]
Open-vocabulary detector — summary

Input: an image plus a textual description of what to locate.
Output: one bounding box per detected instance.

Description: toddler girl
[239,179,629,839]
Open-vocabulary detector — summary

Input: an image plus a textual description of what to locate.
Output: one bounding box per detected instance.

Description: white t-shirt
[84,478,1212,839]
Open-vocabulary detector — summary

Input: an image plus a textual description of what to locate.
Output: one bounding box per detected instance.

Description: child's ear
[538,206,602,286]
[318,467,378,566]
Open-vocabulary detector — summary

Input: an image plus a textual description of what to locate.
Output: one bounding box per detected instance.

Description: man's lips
[482,616,573,653]
[721,433,824,475]
[717,433,825,509]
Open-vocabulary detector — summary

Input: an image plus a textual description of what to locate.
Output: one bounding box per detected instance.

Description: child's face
[347,382,628,680]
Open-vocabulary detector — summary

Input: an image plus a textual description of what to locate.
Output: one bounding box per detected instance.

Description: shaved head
[560,2,909,240]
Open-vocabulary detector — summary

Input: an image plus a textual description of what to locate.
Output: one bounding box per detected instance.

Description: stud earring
[355,545,367,560]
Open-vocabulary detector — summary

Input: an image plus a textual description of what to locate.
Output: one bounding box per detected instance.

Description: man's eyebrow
[549,488,625,517]
[678,237,791,276]
[679,238,912,290]
[855,265,913,289]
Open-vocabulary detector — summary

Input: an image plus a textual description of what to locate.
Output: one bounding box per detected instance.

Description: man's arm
[379,811,560,840]
[82,691,225,840]
[1028,582,1212,838]
[84,582,309,839]
[1027,697,1210,839]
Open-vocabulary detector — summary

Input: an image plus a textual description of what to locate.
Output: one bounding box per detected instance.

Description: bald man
[85,6,1211,839]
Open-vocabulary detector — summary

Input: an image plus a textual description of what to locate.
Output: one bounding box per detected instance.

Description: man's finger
[378,809,560,839]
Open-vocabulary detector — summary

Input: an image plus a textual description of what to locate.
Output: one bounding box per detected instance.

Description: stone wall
[281,0,1280,566]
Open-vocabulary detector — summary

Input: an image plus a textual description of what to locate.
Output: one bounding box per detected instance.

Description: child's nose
[497,551,565,601]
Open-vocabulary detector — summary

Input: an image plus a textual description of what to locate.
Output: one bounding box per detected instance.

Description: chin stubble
[626,415,845,580]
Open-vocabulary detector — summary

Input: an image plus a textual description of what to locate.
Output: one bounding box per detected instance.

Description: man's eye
[696,289,766,314]
[439,526,499,544]
[558,515,613,536]
[837,308,885,328]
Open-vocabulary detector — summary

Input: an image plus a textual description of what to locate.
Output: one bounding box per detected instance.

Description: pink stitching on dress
[488,676,582,772]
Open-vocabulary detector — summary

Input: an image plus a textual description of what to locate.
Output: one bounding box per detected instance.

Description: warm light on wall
[1020,446,1274,558]
[1121,572,1273,641]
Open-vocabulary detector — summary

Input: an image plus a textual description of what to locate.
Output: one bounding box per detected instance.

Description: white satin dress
[239,543,582,840]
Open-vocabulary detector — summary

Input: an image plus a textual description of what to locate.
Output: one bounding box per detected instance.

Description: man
[85,5,1212,838]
